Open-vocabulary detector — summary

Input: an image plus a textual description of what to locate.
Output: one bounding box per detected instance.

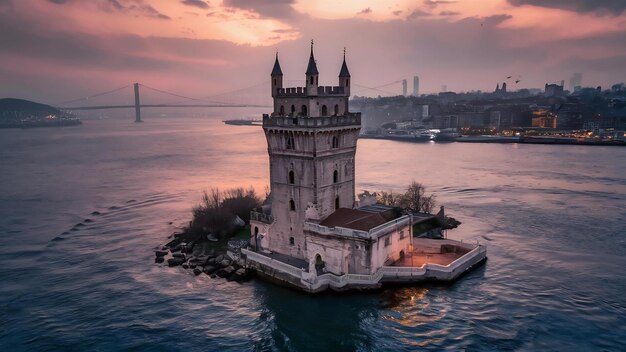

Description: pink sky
[0,0,625,104]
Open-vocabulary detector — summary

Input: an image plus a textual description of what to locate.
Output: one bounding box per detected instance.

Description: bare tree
[400,182,436,213]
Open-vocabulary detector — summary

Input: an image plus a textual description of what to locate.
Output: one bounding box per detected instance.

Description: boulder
[155,256,164,264]
[220,259,231,268]
[216,269,228,278]
[155,250,168,257]
[223,266,235,276]
[193,267,203,276]
[182,263,189,269]
[203,265,218,275]
[210,274,217,279]
[232,268,248,281]
[215,255,225,263]
[207,258,216,266]
[172,253,186,259]
[167,257,185,267]
[170,245,182,253]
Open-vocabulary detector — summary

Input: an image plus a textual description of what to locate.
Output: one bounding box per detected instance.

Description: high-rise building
[402,79,407,96]
[413,76,419,96]
[569,73,582,92]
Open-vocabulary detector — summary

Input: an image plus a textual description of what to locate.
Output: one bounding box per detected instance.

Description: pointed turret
[306,40,318,98]
[271,52,283,76]
[271,52,283,98]
[339,48,351,97]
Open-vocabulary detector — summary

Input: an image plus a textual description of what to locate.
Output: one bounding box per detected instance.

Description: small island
[0,98,81,128]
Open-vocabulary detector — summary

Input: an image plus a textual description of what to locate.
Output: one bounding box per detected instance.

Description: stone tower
[255,42,361,260]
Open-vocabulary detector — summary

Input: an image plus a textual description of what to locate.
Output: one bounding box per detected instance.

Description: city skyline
[0,0,625,103]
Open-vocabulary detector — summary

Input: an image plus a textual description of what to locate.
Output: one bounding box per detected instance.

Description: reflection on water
[0,114,625,351]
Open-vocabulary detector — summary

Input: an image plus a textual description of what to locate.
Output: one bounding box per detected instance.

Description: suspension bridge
[54,80,404,122]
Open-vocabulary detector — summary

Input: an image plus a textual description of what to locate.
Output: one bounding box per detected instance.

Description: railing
[243,244,487,291]
[263,114,361,128]
[250,211,273,224]
[242,249,305,278]
[303,222,369,239]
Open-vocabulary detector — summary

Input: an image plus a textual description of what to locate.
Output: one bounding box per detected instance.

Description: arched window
[315,254,323,265]
[279,105,285,115]
[334,104,339,115]
[335,196,340,210]
[332,136,339,148]
[321,105,328,116]
[291,105,296,114]
[286,135,294,150]
[289,199,296,211]
[273,78,276,85]
[289,237,295,246]
[346,78,349,86]
[310,76,314,85]
[289,170,295,184]
[301,105,307,116]
[333,170,338,184]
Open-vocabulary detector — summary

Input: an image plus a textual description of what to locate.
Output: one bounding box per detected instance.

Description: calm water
[1,113,625,351]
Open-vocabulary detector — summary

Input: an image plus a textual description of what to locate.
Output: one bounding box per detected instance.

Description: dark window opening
[332,136,339,148]
[279,105,285,115]
[289,237,295,246]
[310,76,314,85]
[321,105,328,116]
[289,170,295,184]
[301,105,307,116]
[289,199,295,211]
[286,135,294,150]
[273,78,276,85]
[333,170,338,183]
[346,78,350,86]
[291,105,295,114]
[334,104,339,115]
[335,196,339,210]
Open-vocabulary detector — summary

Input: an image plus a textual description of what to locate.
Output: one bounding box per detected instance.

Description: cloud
[508,0,626,16]
[392,10,403,16]
[407,9,431,20]
[180,0,209,10]
[439,11,459,16]
[357,8,372,15]
[424,0,456,7]
[48,0,69,4]
[222,0,297,19]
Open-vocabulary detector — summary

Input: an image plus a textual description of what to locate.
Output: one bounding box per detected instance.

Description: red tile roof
[319,208,388,232]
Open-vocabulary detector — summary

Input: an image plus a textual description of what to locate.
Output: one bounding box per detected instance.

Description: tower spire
[306,39,318,75]
[271,51,283,76]
[339,47,350,78]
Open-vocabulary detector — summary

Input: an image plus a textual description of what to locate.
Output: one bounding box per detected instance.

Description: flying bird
[515,79,521,84]
[506,76,512,79]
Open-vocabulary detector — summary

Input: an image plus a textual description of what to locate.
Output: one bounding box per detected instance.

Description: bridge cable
[56,84,132,106]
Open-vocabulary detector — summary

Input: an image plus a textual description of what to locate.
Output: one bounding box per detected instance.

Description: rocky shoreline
[155,233,252,283]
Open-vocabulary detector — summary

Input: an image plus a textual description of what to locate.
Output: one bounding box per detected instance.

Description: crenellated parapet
[263,113,360,128]
[276,86,346,97]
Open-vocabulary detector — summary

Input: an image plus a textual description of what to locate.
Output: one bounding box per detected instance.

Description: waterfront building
[244,43,486,292]
[413,76,420,96]
[402,79,408,96]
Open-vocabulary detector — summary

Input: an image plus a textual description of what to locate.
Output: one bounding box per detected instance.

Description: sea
[1,111,625,351]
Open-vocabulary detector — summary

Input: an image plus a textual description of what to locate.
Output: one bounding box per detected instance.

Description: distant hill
[0,98,80,128]
[0,98,60,115]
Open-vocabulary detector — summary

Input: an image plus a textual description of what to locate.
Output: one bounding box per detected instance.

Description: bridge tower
[133,83,142,123]
[251,43,361,260]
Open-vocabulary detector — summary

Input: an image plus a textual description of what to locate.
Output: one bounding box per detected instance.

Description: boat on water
[456,135,522,143]
[223,119,262,126]
[433,128,461,142]
[363,129,433,142]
